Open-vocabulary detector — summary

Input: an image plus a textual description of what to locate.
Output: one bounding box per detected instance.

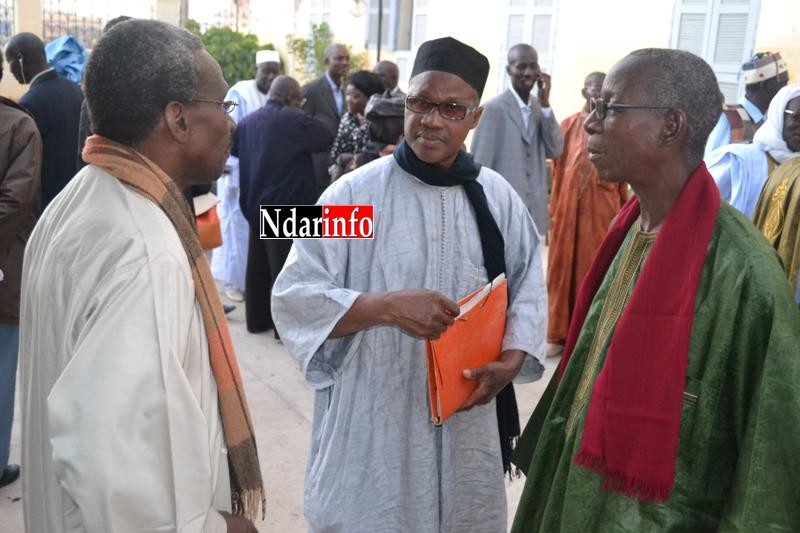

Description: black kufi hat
[410,37,490,97]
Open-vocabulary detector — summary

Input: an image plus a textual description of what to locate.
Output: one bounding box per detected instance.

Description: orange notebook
[426,273,508,425]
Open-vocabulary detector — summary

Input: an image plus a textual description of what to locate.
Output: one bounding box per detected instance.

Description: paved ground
[0,287,556,532]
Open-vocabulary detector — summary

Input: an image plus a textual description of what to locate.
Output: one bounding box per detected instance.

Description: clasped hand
[386,291,525,412]
[458,350,526,412]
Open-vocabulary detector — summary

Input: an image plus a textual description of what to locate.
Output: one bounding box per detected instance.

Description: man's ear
[469,106,484,130]
[660,108,686,148]
[505,64,512,77]
[162,101,191,144]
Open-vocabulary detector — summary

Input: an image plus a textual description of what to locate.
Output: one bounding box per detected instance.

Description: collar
[28,67,55,87]
[324,71,341,91]
[741,96,764,124]
[510,87,530,110]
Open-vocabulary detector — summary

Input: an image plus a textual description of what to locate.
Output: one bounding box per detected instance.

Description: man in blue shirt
[302,43,350,192]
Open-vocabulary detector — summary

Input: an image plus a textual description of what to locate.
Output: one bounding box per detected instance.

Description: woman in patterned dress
[328,70,384,180]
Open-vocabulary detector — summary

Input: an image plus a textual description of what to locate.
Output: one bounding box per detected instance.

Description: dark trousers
[245,227,293,334]
[0,324,19,470]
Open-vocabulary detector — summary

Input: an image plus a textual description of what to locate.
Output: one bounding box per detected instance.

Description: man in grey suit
[471,43,563,236]
[302,43,350,193]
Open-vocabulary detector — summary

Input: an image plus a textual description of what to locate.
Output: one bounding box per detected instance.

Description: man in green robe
[512,48,800,532]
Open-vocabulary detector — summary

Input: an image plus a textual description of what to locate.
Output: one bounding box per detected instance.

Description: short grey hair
[84,19,204,145]
[626,48,723,163]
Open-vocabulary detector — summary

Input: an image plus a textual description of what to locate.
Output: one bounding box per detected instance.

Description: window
[367,0,394,48]
[0,0,13,48]
[411,0,427,49]
[366,0,413,51]
[500,0,558,91]
[671,0,760,103]
[394,50,412,92]
[309,0,331,26]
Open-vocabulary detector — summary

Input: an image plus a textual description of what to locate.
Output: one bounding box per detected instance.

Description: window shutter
[368,10,391,46]
[713,13,748,63]
[718,81,738,103]
[507,14,525,45]
[676,13,706,56]
[413,14,427,48]
[531,14,551,53]
[368,13,379,43]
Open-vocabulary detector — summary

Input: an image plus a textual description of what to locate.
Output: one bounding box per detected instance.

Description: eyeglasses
[405,96,478,121]
[589,97,672,120]
[191,99,238,114]
[785,109,800,123]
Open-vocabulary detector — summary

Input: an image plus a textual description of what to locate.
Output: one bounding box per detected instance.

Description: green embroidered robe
[512,204,800,532]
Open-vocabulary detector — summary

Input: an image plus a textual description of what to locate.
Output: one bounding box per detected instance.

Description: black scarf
[393,141,521,475]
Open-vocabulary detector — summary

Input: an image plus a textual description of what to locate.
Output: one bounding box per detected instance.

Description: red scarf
[558,164,720,501]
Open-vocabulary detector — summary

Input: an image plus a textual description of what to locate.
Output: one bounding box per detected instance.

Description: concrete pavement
[0,295,556,532]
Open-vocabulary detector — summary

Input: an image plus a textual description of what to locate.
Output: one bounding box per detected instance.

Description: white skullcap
[256,49,280,65]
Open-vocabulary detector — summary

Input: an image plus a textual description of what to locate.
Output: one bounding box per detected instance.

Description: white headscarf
[753,82,800,163]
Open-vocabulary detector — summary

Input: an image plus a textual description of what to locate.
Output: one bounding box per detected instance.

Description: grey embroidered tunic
[272,155,547,533]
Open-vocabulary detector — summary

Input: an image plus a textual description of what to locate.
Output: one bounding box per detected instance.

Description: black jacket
[234,100,335,227]
[301,76,342,191]
[19,69,83,211]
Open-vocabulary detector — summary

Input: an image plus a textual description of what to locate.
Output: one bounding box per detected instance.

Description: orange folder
[426,273,508,425]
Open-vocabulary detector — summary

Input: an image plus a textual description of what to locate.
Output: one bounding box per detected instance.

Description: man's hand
[384,289,460,339]
[221,512,258,532]
[537,72,552,108]
[458,350,526,412]
[329,290,459,339]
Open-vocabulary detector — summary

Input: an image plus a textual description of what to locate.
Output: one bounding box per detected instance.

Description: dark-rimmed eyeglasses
[589,97,672,120]
[405,96,478,121]
[191,99,238,114]
[785,108,800,123]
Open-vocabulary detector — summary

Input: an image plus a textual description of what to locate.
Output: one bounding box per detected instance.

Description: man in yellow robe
[753,159,800,304]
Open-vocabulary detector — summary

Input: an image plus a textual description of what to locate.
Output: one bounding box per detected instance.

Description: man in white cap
[212,49,281,303]
[704,51,789,156]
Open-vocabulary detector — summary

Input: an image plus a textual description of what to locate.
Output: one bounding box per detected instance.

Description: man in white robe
[212,49,280,302]
[706,82,800,218]
[272,37,546,533]
[19,20,259,533]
